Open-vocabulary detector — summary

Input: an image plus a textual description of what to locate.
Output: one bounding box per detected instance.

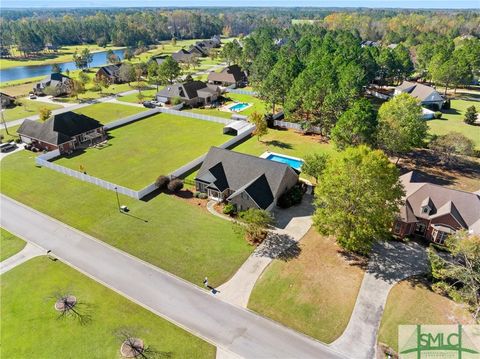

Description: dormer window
[421,205,431,215]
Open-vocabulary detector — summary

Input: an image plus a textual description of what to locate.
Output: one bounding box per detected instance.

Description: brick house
[18,112,105,154]
[195,147,299,211]
[207,65,247,87]
[95,63,125,84]
[394,171,480,244]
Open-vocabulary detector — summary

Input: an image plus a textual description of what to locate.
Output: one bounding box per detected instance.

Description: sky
[2,0,479,9]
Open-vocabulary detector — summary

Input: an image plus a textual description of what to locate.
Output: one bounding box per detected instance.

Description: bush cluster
[155,175,170,190]
[167,178,184,192]
[223,203,237,216]
[277,184,304,208]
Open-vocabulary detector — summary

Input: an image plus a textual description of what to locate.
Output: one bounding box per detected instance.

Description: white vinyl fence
[273,120,322,134]
[35,110,255,200]
[36,154,141,199]
[104,108,161,130]
[159,108,232,124]
[225,88,258,96]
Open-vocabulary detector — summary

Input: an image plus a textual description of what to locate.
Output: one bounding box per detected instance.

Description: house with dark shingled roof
[393,171,480,244]
[195,147,299,211]
[18,112,105,154]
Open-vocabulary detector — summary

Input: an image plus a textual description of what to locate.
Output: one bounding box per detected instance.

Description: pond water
[0,49,125,83]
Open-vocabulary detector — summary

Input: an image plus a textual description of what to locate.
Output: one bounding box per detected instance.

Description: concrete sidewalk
[0,243,44,274]
[1,194,348,359]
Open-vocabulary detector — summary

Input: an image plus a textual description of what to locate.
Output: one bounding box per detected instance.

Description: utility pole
[1,110,10,136]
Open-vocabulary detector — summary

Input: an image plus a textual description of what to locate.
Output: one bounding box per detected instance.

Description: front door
[414,222,427,236]
[207,189,221,201]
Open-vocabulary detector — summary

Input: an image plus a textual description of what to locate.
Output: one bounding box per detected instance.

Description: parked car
[0,141,17,153]
[143,101,155,108]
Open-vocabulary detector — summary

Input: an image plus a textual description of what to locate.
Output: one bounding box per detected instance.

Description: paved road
[1,195,348,359]
[331,240,428,359]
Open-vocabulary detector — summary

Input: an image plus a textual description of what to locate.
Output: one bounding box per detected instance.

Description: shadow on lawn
[255,233,301,261]
[264,140,293,150]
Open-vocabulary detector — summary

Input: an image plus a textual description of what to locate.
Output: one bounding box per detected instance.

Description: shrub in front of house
[434,111,442,119]
[198,193,208,199]
[155,175,170,190]
[277,184,304,208]
[167,178,184,192]
[171,96,182,105]
[223,203,237,216]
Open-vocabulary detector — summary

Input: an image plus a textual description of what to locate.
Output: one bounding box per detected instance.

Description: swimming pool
[229,102,250,112]
[265,154,303,170]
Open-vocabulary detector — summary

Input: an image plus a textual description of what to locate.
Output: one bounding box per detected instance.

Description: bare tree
[51,291,92,325]
[116,329,172,359]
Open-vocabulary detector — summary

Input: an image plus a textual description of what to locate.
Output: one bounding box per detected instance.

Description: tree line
[1,8,478,57]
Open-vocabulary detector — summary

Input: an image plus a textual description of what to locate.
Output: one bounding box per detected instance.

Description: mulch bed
[120,338,144,358]
[54,295,77,312]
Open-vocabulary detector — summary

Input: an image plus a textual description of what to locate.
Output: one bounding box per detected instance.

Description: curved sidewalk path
[1,194,347,359]
[330,240,428,359]
[0,243,44,275]
[217,195,314,307]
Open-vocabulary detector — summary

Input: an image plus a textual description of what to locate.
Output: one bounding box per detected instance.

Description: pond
[0,49,125,83]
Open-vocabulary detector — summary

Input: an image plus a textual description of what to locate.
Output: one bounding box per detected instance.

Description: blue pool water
[266,154,303,170]
[229,102,249,112]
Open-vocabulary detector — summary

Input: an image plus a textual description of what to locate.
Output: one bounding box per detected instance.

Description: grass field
[54,113,230,189]
[117,89,157,104]
[378,278,474,351]
[428,99,480,148]
[248,229,365,343]
[188,108,234,119]
[1,150,252,286]
[1,99,62,122]
[1,257,215,358]
[73,102,146,124]
[0,228,26,261]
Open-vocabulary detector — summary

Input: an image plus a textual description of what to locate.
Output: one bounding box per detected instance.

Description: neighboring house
[394,81,445,110]
[156,81,220,106]
[172,49,195,63]
[195,37,221,50]
[95,63,124,84]
[33,73,73,96]
[18,112,105,154]
[195,147,299,211]
[393,171,480,244]
[188,44,208,57]
[150,54,169,66]
[207,65,247,87]
[0,92,15,108]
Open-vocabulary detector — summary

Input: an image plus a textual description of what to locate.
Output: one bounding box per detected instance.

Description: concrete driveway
[331,240,428,359]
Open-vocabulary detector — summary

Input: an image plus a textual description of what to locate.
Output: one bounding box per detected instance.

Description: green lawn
[1,257,215,358]
[73,102,146,125]
[234,128,333,159]
[0,228,26,261]
[54,113,230,189]
[428,99,480,148]
[117,89,157,104]
[1,151,252,286]
[2,99,62,122]
[378,278,474,351]
[248,229,365,343]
